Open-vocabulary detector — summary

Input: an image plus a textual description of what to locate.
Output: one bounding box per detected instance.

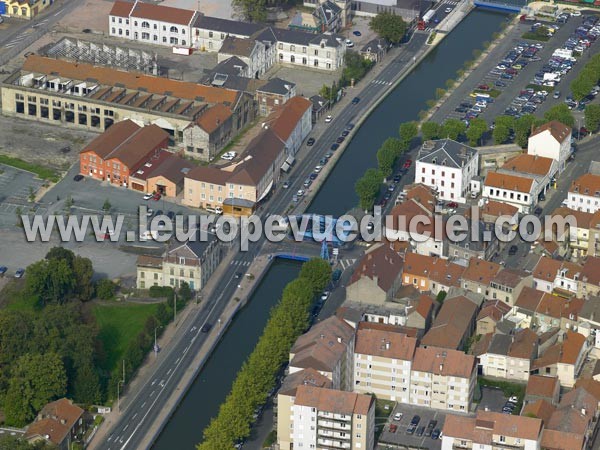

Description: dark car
[341,130,350,137]
[431,428,441,439]
[578,127,590,138]
[352,97,360,104]
[73,174,84,182]
[330,143,339,151]
[336,136,345,144]
[410,415,421,426]
[306,137,315,146]
[508,245,518,255]
[345,123,355,131]
[460,102,473,108]
[393,175,401,183]
[534,207,543,216]
[455,106,467,113]
[446,201,459,208]
[353,30,362,36]
[425,420,438,437]
[309,173,318,180]
[0,266,7,276]
[416,426,425,437]
[201,323,212,333]
[234,272,243,279]
[495,80,507,87]
[167,211,175,220]
[406,424,416,435]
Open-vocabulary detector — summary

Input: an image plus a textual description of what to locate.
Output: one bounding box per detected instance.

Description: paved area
[477,386,509,413]
[163,0,233,19]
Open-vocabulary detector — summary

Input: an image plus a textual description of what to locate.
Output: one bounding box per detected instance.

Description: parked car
[351,97,360,104]
[410,415,421,426]
[393,412,403,421]
[321,291,330,301]
[345,39,354,48]
[282,181,290,189]
[143,192,154,200]
[152,192,161,201]
[416,426,425,437]
[403,159,412,169]
[303,178,312,188]
[325,115,333,123]
[306,137,315,146]
[15,268,25,278]
[74,174,84,182]
[353,30,362,36]
[425,420,438,437]
[336,136,345,144]
[432,429,441,440]
[330,143,339,151]
[0,266,7,276]
[389,424,398,433]
[296,189,305,197]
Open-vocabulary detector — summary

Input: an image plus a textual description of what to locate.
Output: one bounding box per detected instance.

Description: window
[142,21,150,28]
[209,31,213,38]
[170,26,178,33]
[142,32,150,40]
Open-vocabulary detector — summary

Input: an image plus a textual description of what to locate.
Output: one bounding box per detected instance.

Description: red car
[403,159,412,169]
[446,201,459,208]
[389,424,398,433]
[152,192,161,201]
[477,84,490,91]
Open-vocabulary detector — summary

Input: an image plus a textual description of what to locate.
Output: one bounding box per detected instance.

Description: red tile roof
[569,173,600,197]
[269,96,312,142]
[531,120,571,143]
[411,346,475,378]
[354,328,417,361]
[502,153,555,176]
[522,399,555,423]
[195,104,233,133]
[484,171,535,193]
[129,1,197,25]
[526,375,559,399]
[109,0,135,17]
[421,296,478,349]
[24,399,84,446]
[349,243,403,293]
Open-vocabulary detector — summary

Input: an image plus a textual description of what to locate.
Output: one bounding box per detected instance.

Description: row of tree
[421,118,488,146]
[197,259,332,449]
[570,53,600,101]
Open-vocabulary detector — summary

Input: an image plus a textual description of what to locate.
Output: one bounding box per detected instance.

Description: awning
[257,179,274,202]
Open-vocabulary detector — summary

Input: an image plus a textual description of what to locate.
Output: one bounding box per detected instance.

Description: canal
[308,8,510,217]
[153,8,508,449]
[152,259,301,450]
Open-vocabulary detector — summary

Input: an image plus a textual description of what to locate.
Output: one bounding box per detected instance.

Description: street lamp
[154,325,163,357]
[117,380,124,413]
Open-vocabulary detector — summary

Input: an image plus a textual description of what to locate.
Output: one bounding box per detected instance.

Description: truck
[418,9,436,30]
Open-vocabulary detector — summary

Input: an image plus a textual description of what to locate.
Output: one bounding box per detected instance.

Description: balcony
[317,437,351,449]
[318,420,351,431]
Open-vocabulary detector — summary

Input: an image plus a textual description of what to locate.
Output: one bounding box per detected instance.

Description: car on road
[306,137,315,146]
[353,30,362,36]
[201,323,212,333]
[282,181,290,189]
[321,291,330,302]
[314,165,323,173]
[74,174,84,182]
[446,201,459,208]
[325,115,333,123]
[553,90,561,99]
[346,123,355,131]
[221,151,237,161]
[351,97,360,104]
[445,6,453,13]
[152,192,161,201]
[297,189,305,197]
[145,208,154,216]
[341,130,350,137]
[393,412,403,421]
[403,159,412,169]
[336,136,345,144]
[393,174,401,183]
[0,266,7,276]
[309,173,318,180]
[143,192,154,200]
[330,143,339,151]
[303,178,312,188]
[15,268,25,278]
[234,272,243,279]
[345,39,354,48]
[508,245,518,255]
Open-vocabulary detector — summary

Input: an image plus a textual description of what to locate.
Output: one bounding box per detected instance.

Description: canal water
[153,8,509,449]
[308,8,511,217]
[152,259,301,450]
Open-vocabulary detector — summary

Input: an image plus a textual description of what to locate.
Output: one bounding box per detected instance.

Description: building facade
[527,120,571,174]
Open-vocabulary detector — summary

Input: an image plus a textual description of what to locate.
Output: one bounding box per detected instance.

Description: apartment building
[488,268,532,307]
[498,153,558,200]
[136,235,221,291]
[483,171,540,213]
[441,411,543,450]
[476,300,512,335]
[550,206,597,258]
[421,295,478,350]
[289,385,375,450]
[581,256,600,298]
[532,331,587,387]
[479,328,538,382]
[415,139,479,203]
[527,120,572,174]
[460,258,502,298]
[567,173,600,214]
[353,327,417,402]
[410,346,477,412]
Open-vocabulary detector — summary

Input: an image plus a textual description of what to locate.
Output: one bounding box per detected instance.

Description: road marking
[132,413,138,420]
[141,402,146,409]
[54,10,62,16]
[149,390,155,397]
[167,369,172,375]
[123,425,129,432]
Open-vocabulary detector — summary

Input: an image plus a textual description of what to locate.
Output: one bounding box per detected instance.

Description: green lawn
[0,155,60,182]
[93,302,159,372]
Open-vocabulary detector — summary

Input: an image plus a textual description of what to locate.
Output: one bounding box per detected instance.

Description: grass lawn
[0,155,60,182]
[521,32,550,42]
[93,302,159,372]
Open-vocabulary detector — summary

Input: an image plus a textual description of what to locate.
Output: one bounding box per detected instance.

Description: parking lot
[431,12,600,127]
[378,403,450,450]
[0,165,48,229]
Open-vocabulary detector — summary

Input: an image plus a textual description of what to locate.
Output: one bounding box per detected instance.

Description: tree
[535,25,549,38]
[377,145,397,178]
[155,302,171,326]
[102,199,112,214]
[369,11,407,43]
[435,88,446,100]
[95,279,116,300]
[0,435,34,450]
[441,119,466,140]
[571,76,594,101]
[514,114,536,148]
[4,352,67,426]
[421,121,442,141]
[45,247,75,267]
[466,118,488,146]
[398,121,418,149]
[585,104,600,131]
[299,259,332,295]
[544,104,575,128]
[25,258,75,305]
[73,256,94,301]
[319,84,332,102]
[355,169,383,211]
[445,79,455,90]
[179,281,192,303]
[232,0,267,22]
[73,362,101,405]
[341,52,374,86]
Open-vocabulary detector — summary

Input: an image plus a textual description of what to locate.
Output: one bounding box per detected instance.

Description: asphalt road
[95,32,430,450]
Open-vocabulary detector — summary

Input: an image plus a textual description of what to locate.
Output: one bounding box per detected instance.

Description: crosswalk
[338,258,357,271]
[371,79,393,86]
[230,259,251,267]
[5,34,30,49]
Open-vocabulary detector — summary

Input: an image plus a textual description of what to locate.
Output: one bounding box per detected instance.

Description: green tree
[445,79,455,90]
[398,121,418,149]
[73,362,101,405]
[435,88,446,100]
[341,52,374,86]
[544,104,575,128]
[45,247,75,267]
[421,121,442,140]
[102,199,112,214]
[72,256,94,301]
[369,11,407,43]
[155,302,171,326]
[299,258,332,295]
[535,25,549,38]
[179,281,192,303]
[0,435,34,450]
[571,76,594,101]
[4,352,67,426]
[319,84,332,102]
[95,279,116,300]
[441,119,467,140]
[466,118,488,146]
[25,258,75,305]
[355,168,383,211]
[377,144,397,178]
[492,116,515,145]
[514,114,536,148]
[585,104,600,131]
[231,0,267,22]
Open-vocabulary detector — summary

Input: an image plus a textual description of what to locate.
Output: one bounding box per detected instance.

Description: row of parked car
[389,413,442,439]
[0,266,25,278]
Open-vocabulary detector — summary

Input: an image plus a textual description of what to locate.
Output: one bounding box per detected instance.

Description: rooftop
[24,398,84,446]
[354,327,417,361]
[501,153,556,177]
[530,120,571,143]
[569,173,600,197]
[411,345,475,378]
[349,243,403,293]
[484,171,535,193]
[279,368,332,397]
[417,139,477,169]
[443,410,542,443]
[421,295,478,349]
[295,385,373,416]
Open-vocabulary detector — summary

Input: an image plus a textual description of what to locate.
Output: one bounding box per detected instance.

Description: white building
[483,171,540,213]
[567,173,600,213]
[415,139,479,203]
[527,120,572,174]
[109,0,198,48]
[442,411,543,450]
[478,329,538,382]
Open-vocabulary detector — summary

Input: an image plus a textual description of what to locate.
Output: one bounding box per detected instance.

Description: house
[346,243,403,305]
[2,0,53,19]
[191,15,264,52]
[541,430,585,450]
[479,200,519,230]
[354,327,418,402]
[24,398,85,450]
[217,36,269,80]
[288,316,355,390]
[285,385,375,450]
[567,173,600,213]
[522,399,555,424]
[129,150,194,197]
[478,328,538,381]
[415,139,479,203]
[441,411,543,450]
[580,256,600,299]
[498,153,558,201]
[421,295,479,350]
[360,37,390,63]
[109,0,199,48]
[483,171,540,213]
[268,96,313,157]
[309,94,329,123]
[532,331,587,387]
[549,207,595,259]
[410,346,477,412]
[446,220,498,262]
[578,296,600,353]
[488,268,532,307]
[276,368,332,450]
[426,258,466,296]
[527,120,572,174]
[182,103,235,161]
[136,234,221,291]
[289,1,342,33]
[532,256,563,293]
[401,252,436,293]
[405,295,435,330]
[535,295,584,332]
[460,258,502,298]
[79,120,170,187]
[513,286,546,327]
[256,78,297,116]
[525,374,560,405]
[476,300,512,335]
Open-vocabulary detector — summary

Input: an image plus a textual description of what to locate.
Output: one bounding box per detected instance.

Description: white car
[297,189,305,197]
[221,151,237,161]
[571,10,581,16]
[325,115,333,123]
[345,39,354,48]
[393,412,403,421]
[321,291,330,301]
[444,7,453,13]
[143,193,153,200]
[314,165,323,173]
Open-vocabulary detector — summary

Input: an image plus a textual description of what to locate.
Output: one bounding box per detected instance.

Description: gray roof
[361,37,390,53]
[256,77,295,95]
[168,231,217,259]
[219,36,257,58]
[496,319,517,335]
[309,94,328,111]
[487,334,511,356]
[206,56,248,77]
[193,14,265,37]
[417,139,477,169]
[579,295,600,322]
[314,0,342,24]
[256,27,342,47]
[447,220,496,252]
[589,161,600,175]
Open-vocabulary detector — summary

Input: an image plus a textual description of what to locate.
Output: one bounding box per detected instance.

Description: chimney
[582,408,587,415]
[320,334,325,339]
[337,337,343,344]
